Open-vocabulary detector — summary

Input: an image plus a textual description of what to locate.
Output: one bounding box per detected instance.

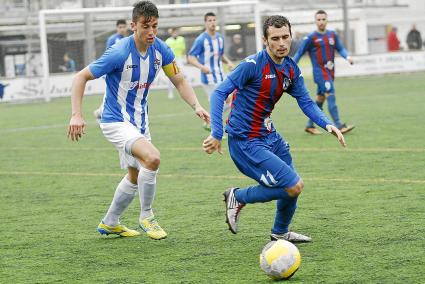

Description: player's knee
[144,151,161,169]
[285,179,304,197]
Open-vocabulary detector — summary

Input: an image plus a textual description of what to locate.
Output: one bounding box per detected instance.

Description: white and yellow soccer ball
[259,239,301,280]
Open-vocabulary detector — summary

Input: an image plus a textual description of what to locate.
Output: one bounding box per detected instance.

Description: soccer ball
[259,240,301,280]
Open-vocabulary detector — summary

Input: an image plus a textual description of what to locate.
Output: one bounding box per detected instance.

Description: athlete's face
[263,25,292,61]
[315,13,327,32]
[131,16,158,46]
[205,16,216,33]
[116,23,128,36]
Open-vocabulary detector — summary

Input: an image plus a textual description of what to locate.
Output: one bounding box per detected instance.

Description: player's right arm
[68,67,95,141]
[68,43,125,141]
[202,78,235,154]
[292,35,311,63]
[187,36,210,74]
[203,59,255,154]
[187,55,210,74]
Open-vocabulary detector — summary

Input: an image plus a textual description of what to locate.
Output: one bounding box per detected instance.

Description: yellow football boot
[139,216,167,240]
[97,222,141,237]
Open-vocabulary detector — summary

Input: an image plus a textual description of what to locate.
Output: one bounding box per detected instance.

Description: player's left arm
[334,32,353,65]
[290,67,346,146]
[161,40,209,123]
[164,62,209,124]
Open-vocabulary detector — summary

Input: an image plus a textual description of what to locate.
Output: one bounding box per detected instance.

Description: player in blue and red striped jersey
[202,15,346,242]
[293,10,354,135]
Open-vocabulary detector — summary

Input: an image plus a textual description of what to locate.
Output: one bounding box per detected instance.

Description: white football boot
[270,231,312,243]
[223,188,245,234]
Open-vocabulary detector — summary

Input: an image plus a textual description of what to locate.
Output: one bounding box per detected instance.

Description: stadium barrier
[334,50,425,77]
[1,50,425,102]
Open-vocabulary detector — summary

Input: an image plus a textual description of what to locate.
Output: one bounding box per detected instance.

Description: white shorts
[100,122,151,170]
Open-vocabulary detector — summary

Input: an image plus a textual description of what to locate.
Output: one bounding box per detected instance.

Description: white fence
[1,51,425,102]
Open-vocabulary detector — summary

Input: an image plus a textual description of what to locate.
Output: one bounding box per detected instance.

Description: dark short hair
[315,9,327,16]
[204,12,216,22]
[116,19,127,26]
[263,15,292,38]
[132,1,159,22]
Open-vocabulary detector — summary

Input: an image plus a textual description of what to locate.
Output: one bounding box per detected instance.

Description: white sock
[103,175,137,226]
[137,166,158,220]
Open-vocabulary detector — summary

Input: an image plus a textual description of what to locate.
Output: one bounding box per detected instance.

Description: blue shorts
[228,132,300,189]
[313,71,335,95]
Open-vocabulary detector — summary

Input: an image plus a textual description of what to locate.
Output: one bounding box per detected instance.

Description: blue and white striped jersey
[106,33,125,49]
[189,31,225,85]
[89,35,175,134]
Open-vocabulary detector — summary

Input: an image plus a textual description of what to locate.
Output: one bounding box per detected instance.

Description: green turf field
[1,72,424,283]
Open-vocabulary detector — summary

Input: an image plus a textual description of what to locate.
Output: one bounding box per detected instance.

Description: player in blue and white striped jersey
[93,19,129,122]
[106,19,129,49]
[68,1,209,239]
[188,12,234,131]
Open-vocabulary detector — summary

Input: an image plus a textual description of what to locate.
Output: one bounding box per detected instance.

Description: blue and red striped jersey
[293,30,348,81]
[210,49,333,140]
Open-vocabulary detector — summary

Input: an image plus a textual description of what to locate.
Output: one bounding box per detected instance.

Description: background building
[0,0,424,101]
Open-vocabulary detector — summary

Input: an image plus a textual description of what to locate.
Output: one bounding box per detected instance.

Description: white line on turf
[0,171,424,184]
[0,111,193,134]
[1,147,424,153]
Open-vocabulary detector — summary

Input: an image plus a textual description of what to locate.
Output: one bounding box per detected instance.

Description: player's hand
[347,56,354,65]
[200,66,211,74]
[195,105,210,124]
[203,135,222,155]
[326,125,346,147]
[68,114,86,142]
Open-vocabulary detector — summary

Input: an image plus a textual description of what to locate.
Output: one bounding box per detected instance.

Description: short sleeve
[188,36,203,57]
[89,43,127,78]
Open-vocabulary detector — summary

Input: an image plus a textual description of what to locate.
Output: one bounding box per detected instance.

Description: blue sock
[327,94,342,128]
[272,197,298,234]
[234,184,290,204]
[235,185,298,234]
[306,100,324,128]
